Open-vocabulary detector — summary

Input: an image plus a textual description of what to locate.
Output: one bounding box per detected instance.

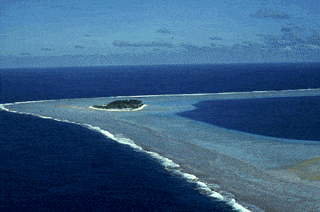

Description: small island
[91,99,145,111]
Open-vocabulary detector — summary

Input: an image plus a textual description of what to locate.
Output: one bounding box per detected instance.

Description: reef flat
[3,89,320,212]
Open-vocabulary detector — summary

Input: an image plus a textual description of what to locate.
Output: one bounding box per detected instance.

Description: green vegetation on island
[93,99,143,110]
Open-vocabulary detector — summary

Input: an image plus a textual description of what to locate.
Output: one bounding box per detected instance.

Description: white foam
[146,152,180,169]
[2,87,320,109]
[88,104,147,112]
[9,91,308,212]
[1,105,18,112]
[197,181,209,187]
[80,127,253,212]
[110,88,320,99]
[209,191,225,199]
[2,108,252,212]
[2,88,318,212]
[101,133,253,211]
[13,100,55,105]
[230,200,252,212]
[38,115,54,119]
[252,90,269,93]
[179,172,199,181]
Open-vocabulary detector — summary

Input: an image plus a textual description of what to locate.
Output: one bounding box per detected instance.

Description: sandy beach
[3,89,320,212]
[88,104,147,111]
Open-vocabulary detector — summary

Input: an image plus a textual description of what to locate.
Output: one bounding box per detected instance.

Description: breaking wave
[4,88,318,211]
[1,98,255,212]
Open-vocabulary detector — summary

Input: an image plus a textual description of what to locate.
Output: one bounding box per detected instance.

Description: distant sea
[1,63,320,212]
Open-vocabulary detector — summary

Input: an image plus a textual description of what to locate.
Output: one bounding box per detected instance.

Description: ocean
[178,96,320,141]
[1,63,320,212]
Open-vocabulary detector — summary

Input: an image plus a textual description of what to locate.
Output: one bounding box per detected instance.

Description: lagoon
[3,89,320,212]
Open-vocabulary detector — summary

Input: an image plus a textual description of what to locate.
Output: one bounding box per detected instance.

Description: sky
[1,0,320,68]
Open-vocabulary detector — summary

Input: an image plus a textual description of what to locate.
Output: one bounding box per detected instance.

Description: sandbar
[88,104,147,111]
[3,89,320,212]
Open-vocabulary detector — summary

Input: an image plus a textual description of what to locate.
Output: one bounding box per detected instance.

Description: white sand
[3,89,320,212]
[88,104,147,111]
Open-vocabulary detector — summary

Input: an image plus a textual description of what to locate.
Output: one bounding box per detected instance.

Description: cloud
[257,34,292,48]
[156,28,170,33]
[1,46,319,69]
[281,27,292,32]
[40,47,53,51]
[180,43,215,53]
[209,37,222,41]
[308,34,320,45]
[113,40,173,48]
[281,32,306,45]
[257,34,278,44]
[308,45,320,49]
[250,9,291,19]
[242,41,255,46]
[143,42,173,48]
[257,28,320,52]
[74,45,85,49]
[113,40,142,47]
[283,46,292,51]
[20,53,31,56]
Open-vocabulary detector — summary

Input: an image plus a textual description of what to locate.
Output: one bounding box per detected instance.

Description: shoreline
[88,104,147,112]
[2,89,320,212]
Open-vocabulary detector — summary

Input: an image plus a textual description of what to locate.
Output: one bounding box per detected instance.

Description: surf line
[1,103,251,212]
[2,88,320,107]
[109,88,320,98]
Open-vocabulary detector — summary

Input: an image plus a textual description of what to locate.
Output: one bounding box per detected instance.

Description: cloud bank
[40,48,54,51]
[209,37,223,41]
[113,40,173,48]
[74,45,85,49]
[156,28,170,34]
[3,41,318,68]
[250,9,291,19]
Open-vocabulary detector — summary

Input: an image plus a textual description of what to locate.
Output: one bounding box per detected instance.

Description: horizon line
[2,61,320,70]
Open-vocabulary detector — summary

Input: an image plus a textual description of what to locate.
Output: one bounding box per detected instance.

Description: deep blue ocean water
[1,112,231,212]
[178,96,320,141]
[1,63,320,211]
[2,63,320,103]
